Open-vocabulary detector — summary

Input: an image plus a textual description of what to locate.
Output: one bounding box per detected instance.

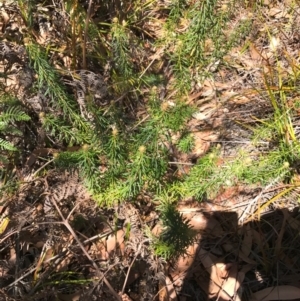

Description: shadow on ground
[166,207,300,301]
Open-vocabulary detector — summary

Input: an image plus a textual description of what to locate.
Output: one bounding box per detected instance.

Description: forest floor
[1,1,300,301]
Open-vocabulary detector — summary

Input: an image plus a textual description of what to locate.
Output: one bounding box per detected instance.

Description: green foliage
[0,95,28,193]
[0,106,30,124]
[41,114,94,146]
[0,95,30,161]
[152,198,196,259]
[54,147,103,194]
[18,0,34,28]
[26,44,78,116]
[173,146,294,200]
[0,138,17,152]
[163,0,253,92]
[26,43,95,144]
[12,0,300,265]
[166,0,188,31]
[177,133,194,153]
[111,19,135,79]
[103,127,127,179]
[0,168,17,197]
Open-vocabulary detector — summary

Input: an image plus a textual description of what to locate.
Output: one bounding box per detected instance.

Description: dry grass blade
[121,239,148,295]
[248,186,296,222]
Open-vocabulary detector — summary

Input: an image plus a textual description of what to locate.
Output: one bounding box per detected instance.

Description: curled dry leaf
[0,8,10,26]
[94,229,126,261]
[268,7,288,18]
[199,248,245,300]
[106,229,125,257]
[179,208,224,236]
[165,276,178,301]
[217,262,245,301]
[191,130,218,157]
[164,243,199,301]
[95,238,109,260]
[151,221,163,236]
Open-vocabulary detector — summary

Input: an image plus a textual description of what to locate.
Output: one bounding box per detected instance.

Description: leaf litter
[0,0,300,301]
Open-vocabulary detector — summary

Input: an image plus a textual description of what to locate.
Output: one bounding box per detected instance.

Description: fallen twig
[50,196,122,301]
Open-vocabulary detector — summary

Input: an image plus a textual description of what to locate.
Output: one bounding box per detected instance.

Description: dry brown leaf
[249,43,262,62]
[171,243,198,274]
[165,276,178,301]
[26,148,56,168]
[186,91,203,105]
[214,186,240,205]
[186,213,211,230]
[217,263,245,300]
[196,215,224,236]
[126,260,147,286]
[158,282,168,301]
[222,240,257,265]
[192,131,219,157]
[268,7,288,18]
[230,94,252,104]
[106,229,125,256]
[221,90,238,101]
[93,237,109,260]
[199,248,246,300]
[178,208,224,236]
[151,222,163,236]
[0,8,9,25]
[117,229,126,255]
[251,285,300,301]
[199,248,217,272]
[192,102,217,121]
[119,293,133,301]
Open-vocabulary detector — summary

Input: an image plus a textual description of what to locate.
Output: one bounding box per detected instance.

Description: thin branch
[50,197,122,301]
[121,241,143,295]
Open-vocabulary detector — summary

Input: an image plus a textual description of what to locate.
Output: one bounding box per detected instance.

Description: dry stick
[66,198,86,221]
[5,225,114,292]
[6,250,68,290]
[0,225,33,245]
[121,240,144,295]
[80,229,114,244]
[50,198,122,301]
[82,0,93,69]
[5,227,113,292]
[31,158,54,178]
